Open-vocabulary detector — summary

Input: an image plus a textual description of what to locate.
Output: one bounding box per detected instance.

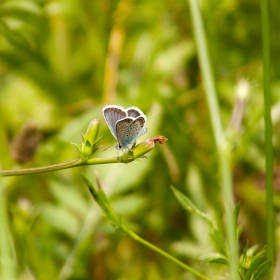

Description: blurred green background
[0,0,280,279]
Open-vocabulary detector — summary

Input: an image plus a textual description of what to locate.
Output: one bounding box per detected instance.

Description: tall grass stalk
[260,0,274,274]
[0,185,16,280]
[187,0,238,279]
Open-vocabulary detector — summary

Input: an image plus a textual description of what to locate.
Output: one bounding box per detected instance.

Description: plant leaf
[251,259,272,280]
[171,186,227,254]
[245,249,266,280]
[171,186,213,225]
[240,240,250,267]
[233,201,241,230]
[201,253,229,265]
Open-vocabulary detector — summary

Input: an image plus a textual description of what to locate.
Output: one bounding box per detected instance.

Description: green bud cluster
[72,119,101,161]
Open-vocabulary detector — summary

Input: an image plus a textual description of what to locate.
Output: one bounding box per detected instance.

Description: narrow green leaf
[239,271,245,280]
[81,174,120,225]
[172,186,227,255]
[81,174,98,199]
[201,253,229,266]
[71,142,82,153]
[171,186,212,225]
[233,201,241,229]
[252,259,272,280]
[208,228,228,256]
[245,250,266,280]
[240,241,250,268]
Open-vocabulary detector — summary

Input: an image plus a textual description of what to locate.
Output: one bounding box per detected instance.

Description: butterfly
[103,105,148,150]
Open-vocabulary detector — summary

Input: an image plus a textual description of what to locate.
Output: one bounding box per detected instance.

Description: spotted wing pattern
[116,116,146,148]
[103,106,126,140]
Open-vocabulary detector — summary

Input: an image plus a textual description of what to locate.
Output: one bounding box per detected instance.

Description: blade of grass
[260,0,274,276]
[0,112,17,279]
[187,0,238,279]
[0,183,17,280]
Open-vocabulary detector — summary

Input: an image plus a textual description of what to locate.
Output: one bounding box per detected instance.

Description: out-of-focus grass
[0,0,278,279]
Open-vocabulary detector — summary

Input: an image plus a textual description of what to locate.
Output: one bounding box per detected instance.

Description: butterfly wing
[126,107,147,139]
[137,127,148,138]
[103,105,126,140]
[115,117,134,147]
[116,116,146,148]
[127,107,147,122]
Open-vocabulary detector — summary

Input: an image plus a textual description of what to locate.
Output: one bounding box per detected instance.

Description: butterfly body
[103,105,148,150]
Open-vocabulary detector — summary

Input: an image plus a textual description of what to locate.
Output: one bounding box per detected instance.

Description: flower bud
[72,119,100,161]
[83,119,100,145]
[132,139,155,158]
[80,119,100,160]
[240,255,251,270]
[118,136,167,163]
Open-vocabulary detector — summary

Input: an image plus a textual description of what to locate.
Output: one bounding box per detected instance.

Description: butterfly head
[116,142,122,150]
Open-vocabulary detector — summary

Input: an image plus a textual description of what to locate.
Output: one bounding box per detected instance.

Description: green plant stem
[0,184,17,279]
[260,0,274,274]
[0,157,119,177]
[187,0,238,279]
[120,224,211,280]
[83,176,212,280]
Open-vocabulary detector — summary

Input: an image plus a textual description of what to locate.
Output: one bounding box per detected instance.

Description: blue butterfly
[103,105,148,150]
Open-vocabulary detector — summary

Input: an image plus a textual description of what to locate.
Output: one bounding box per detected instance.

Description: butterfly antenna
[102,144,114,152]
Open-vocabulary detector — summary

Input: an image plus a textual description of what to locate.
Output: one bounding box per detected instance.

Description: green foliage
[239,243,272,280]
[0,0,277,279]
[172,186,271,279]
[72,119,100,161]
[172,186,227,261]
[201,253,229,266]
[82,174,211,280]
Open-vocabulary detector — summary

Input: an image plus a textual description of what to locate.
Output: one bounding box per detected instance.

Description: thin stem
[0,187,17,280]
[187,0,238,279]
[0,159,82,176]
[0,137,158,177]
[83,176,212,280]
[121,225,212,280]
[187,0,223,145]
[260,0,274,274]
[0,157,119,177]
